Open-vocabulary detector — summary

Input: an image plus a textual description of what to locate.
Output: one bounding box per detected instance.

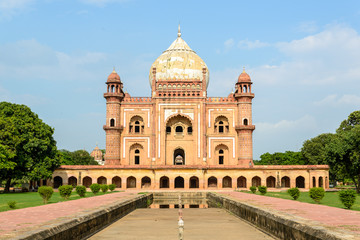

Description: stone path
[89,208,274,240]
[0,192,136,239]
[223,191,360,235]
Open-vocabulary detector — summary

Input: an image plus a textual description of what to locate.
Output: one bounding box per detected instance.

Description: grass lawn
[0,190,119,212]
[240,191,360,211]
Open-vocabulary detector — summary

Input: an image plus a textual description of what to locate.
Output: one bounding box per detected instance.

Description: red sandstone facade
[53,29,329,190]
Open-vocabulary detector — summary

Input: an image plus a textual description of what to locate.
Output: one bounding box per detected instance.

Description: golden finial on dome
[243,67,246,73]
[178,23,181,38]
[112,66,116,73]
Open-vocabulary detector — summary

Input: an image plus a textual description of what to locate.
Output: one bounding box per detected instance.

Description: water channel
[88,193,275,240]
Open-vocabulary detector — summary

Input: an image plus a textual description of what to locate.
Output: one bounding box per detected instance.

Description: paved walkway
[223,192,360,236]
[89,208,274,240]
[0,192,137,239]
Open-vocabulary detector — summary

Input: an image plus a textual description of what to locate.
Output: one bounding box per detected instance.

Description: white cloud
[0,0,34,20]
[296,21,318,33]
[237,39,269,49]
[314,94,360,106]
[79,0,129,7]
[224,38,234,50]
[252,25,360,86]
[256,115,317,133]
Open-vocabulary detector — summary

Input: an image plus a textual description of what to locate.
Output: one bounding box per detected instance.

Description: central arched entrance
[174,148,185,165]
[175,176,184,188]
[160,176,169,188]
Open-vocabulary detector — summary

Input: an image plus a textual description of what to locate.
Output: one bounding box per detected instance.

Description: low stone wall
[153,191,206,199]
[207,193,347,240]
[16,193,153,240]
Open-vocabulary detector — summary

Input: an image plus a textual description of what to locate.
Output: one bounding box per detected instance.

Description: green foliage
[339,189,357,209]
[75,185,86,197]
[0,102,59,192]
[287,187,300,200]
[38,186,54,204]
[100,184,108,193]
[58,185,73,200]
[258,186,267,195]
[337,110,360,133]
[250,186,257,193]
[309,187,325,203]
[108,184,116,191]
[90,183,101,195]
[58,149,98,165]
[7,201,16,209]
[255,151,305,165]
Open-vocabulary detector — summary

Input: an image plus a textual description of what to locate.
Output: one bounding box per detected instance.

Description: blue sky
[1,0,360,159]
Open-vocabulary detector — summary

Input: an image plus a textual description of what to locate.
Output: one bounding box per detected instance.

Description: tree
[337,110,360,133]
[58,149,98,165]
[255,151,305,165]
[0,102,59,192]
[326,124,360,193]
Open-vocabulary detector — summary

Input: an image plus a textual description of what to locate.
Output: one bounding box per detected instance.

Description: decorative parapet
[122,97,152,103]
[206,97,236,103]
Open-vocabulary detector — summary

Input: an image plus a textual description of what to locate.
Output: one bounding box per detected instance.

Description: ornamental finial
[243,67,246,73]
[178,23,181,38]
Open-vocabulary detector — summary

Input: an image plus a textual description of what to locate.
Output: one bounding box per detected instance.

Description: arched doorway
[281,176,290,188]
[112,176,121,188]
[175,176,184,188]
[222,176,232,188]
[296,176,305,188]
[97,176,107,185]
[189,176,199,188]
[160,176,169,188]
[266,176,276,188]
[174,148,185,165]
[53,176,62,188]
[237,176,246,188]
[68,176,77,187]
[83,176,92,187]
[252,176,261,187]
[208,177,218,188]
[141,177,151,188]
[127,176,136,188]
[319,176,323,188]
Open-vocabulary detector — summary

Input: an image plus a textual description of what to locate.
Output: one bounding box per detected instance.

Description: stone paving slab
[89,208,274,240]
[222,192,360,236]
[0,192,137,239]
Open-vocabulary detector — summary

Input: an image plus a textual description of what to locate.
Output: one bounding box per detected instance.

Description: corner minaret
[103,69,124,165]
[234,68,255,166]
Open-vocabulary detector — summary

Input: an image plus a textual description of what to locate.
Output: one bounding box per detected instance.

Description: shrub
[100,184,109,193]
[287,187,300,200]
[90,183,101,195]
[76,185,87,197]
[339,189,357,209]
[7,201,16,209]
[250,186,257,193]
[258,186,267,195]
[309,187,325,203]
[38,186,54,204]
[109,184,116,192]
[58,185,73,200]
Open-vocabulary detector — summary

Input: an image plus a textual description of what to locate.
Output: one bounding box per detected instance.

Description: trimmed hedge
[58,185,73,200]
[90,183,101,195]
[258,186,267,195]
[339,189,357,209]
[76,185,87,197]
[38,186,54,204]
[250,186,257,193]
[109,184,116,192]
[309,187,325,203]
[287,187,300,200]
[100,184,109,193]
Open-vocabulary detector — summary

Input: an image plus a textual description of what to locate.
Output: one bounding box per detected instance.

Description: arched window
[53,176,63,188]
[215,116,229,134]
[266,176,276,188]
[243,119,248,125]
[129,116,144,134]
[160,176,169,188]
[134,149,140,164]
[243,85,247,93]
[166,126,171,134]
[296,176,305,188]
[174,148,185,165]
[219,149,224,164]
[208,177,218,188]
[187,127,192,134]
[110,118,115,127]
[281,176,290,188]
[175,126,183,134]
